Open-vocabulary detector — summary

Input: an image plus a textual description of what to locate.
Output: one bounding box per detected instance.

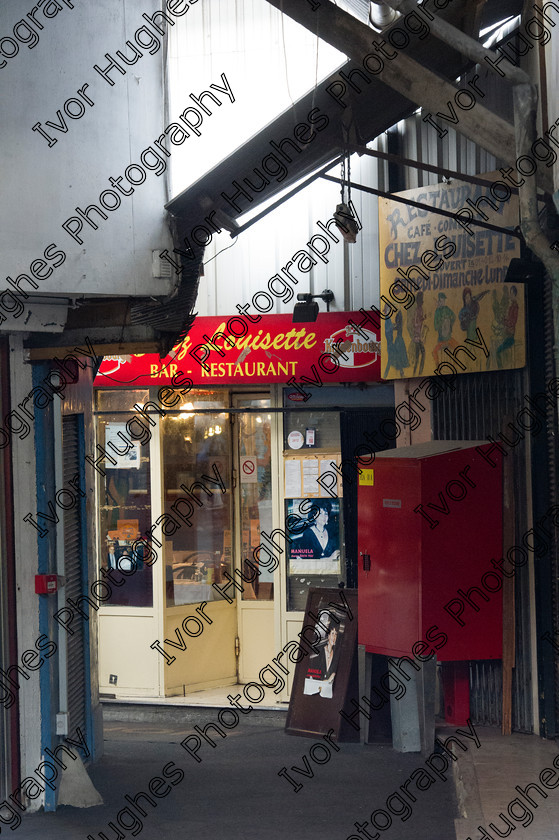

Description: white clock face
[287,430,305,449]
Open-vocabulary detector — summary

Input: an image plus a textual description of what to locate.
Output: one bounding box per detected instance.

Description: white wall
[0,0,175,301]
[167,0,382,318]
[9,337,42,801]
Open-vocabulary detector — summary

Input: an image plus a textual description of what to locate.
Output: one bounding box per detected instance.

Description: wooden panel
[238,605,275,685]
[502,443,516,735]
[163,601,237,694]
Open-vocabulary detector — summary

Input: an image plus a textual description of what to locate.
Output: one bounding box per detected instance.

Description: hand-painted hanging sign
[377,175,526,380]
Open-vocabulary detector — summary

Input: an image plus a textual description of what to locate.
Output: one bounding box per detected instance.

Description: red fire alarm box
[357,441,502,661]
[35,574,59,595]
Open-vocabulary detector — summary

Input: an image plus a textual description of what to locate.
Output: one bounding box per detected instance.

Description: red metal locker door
[358,458,422,655]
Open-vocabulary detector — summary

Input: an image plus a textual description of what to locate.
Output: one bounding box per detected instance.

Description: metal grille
[0,342,13,800]
[469,661,502,726]
[336,0,370,23]
[432,369,533,732]
[543,274,559,735]
[62,415,87,740]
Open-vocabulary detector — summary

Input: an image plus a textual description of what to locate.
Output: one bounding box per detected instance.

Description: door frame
[231,392,277,683]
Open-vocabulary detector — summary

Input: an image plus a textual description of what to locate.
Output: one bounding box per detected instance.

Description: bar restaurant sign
[94,312,381,387]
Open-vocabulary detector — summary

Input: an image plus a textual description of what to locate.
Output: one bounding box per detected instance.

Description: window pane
[283,409,340,451]
[237,400,273,601]
[161,392,232,606]
[96,389,149,412]
[282,388,345,611]
[97,396,153,607]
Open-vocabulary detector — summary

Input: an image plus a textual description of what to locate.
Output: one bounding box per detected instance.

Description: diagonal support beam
[321,173,522,238]
[346,143,521,192]
[264,0,552,194]
[385,0,531,86]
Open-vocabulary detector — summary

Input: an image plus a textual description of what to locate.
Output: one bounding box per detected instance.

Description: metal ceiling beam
[385,0,529,85]
[26,327,162,360]
[263,0,552,195]
[346,143,524,193]
[166,1,517,226]
[232,156,345,237]
[321,173,522,237]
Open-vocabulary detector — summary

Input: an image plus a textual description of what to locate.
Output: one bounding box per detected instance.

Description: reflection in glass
[161,391,232,606]
[96,391,153,607]
[237,400,273,601]
[282,391,346,610]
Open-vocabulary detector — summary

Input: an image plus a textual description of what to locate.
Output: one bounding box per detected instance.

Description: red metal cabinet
[357,441,502,661]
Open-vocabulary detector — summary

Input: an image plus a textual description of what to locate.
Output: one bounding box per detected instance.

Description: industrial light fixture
[292,290,334,323]
[334,150,359,243]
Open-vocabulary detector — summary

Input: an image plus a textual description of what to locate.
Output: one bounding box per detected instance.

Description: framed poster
[286,498,341,575]
[286,588,358,740]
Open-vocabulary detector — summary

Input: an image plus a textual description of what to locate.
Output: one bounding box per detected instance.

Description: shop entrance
[95,387,276,698]
[161,389,274,693]
[160,390,276,690]
[160,389,237,695]
[232,394,276,683]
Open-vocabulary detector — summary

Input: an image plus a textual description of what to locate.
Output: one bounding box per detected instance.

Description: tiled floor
[102,683,286,709]
[453,726,559,840]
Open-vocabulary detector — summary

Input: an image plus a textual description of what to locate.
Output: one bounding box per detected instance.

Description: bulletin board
[283,452,342,498]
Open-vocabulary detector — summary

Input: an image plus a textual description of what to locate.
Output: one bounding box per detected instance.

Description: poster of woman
[287,499,341,575]
[303,619,343,699]
[285,588,358,740]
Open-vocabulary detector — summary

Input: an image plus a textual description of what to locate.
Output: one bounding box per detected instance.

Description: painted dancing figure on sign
[497,285,519,368]
[432,292,457,365]
[459,286,489,342]
[458,286,489,370]
[408,291,427,376]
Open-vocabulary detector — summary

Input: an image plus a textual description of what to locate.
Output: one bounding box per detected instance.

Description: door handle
[360,552,371,572]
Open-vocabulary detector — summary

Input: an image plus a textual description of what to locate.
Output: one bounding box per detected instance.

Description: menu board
[283,453,342,498]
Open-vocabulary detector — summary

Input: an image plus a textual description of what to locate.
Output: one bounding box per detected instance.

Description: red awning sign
[95,312,381,387]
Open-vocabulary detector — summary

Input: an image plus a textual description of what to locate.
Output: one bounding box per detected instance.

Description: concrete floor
[15,703,559,840]
[19,715,458,840]
[452,726,559,840]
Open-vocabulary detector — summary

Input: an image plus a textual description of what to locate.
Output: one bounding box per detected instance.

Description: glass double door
[233,395,276,683]
[160,390,275,689]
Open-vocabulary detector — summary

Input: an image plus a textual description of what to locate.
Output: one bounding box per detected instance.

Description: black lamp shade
[292,300,319,323]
